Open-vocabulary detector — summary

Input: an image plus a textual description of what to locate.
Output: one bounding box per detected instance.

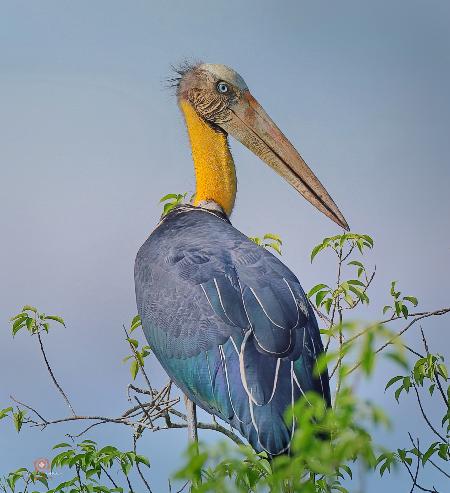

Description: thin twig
[133,434,153,493]
[122,469,135,493]
[100,465,119,489]
[409,436,420,493]
[175,481,190,493]
[134,396,154,429]
[420,327,449,407]
[412,384,447,443]
[408,434,450,480]
[10,395,49,424]
[37,331,76,416]
[402,459,439,493]
[13,394,244,446]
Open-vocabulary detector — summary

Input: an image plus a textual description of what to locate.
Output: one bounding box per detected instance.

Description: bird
[134,63,349,456]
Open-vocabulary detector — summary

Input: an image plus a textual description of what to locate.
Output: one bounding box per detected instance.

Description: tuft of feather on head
[166,60,202,90]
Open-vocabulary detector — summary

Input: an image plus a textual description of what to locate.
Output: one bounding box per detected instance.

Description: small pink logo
[34,458,50,472]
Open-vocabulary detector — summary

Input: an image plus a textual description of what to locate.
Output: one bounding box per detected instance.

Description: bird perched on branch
[135,63,348,456]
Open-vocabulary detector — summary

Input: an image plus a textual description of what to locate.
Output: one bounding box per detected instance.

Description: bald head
[197,64,248,91]
[175,63,249,125]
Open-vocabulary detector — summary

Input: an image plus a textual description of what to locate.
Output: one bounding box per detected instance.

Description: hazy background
[1,1,449,491]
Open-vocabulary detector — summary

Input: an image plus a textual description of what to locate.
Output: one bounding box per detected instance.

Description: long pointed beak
[221,91,349,230]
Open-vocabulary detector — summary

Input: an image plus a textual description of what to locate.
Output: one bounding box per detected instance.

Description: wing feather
[135,207,330,455]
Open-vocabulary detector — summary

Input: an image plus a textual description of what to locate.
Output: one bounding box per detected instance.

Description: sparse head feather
[167,60,202,89]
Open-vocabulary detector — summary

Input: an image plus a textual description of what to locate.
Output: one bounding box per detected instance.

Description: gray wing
[135,208,330,455]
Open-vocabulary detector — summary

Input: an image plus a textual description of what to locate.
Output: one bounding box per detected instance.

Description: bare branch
[133,434,153,493]
[37,331,76,416]
[412,384,447,443]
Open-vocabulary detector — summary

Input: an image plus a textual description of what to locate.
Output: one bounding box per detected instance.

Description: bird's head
[174,62,349,230]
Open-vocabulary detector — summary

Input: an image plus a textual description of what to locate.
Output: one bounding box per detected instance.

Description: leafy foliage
[0,440,150,493]
[123,314,151,381]
[307,234,373,315]
[249,233,283,255]
[160,192,189,216]
[383,281,419,319]
[10,306,65,337]
[0,468,48,493]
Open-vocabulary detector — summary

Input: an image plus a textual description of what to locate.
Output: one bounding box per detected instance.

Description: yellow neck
[180,100,236,216]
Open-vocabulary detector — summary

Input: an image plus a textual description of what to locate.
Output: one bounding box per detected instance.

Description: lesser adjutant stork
[134,63,348,456]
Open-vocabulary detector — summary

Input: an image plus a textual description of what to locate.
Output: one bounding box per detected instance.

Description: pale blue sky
[1,1,449,491]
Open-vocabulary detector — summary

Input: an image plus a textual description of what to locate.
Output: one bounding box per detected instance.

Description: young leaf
[22,305,37,313]
[385,375,403,392]
[307,284,329,298]
[310,243,325,262]
[44,315,66,327]
[403,296,418,307]
[130,360,139,380]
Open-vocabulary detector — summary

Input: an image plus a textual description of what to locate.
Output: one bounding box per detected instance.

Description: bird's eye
[217,82,229,94]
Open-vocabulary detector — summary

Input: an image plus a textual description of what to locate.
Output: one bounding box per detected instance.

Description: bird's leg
[184,394,198,448]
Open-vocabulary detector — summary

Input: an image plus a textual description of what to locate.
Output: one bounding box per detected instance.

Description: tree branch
[37,331,76,416]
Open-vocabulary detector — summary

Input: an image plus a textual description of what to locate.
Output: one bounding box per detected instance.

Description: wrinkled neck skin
[180,100,237,216]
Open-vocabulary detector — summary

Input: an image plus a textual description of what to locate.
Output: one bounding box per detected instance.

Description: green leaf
[437,363,448,380]
[403,296,418,307]
[360,333,375,375]
[127,338,139,348]
[130,315,141,332]
[310,243,325,262]
[401,304,409,319]
[163,202,175,215]
[307,284,329,298]
[315,290,329,307]
[385,375,403,391]
[394,386,404,402]
[130,360,139,380]
[347,279,365,287]
[0,407,13,419]
[135,351,145,367]
[44,315,66,327]
[22,305,37,313]
[323,298,333,314]
[265,241,282,255]
[348,285,369,304]
[13,410,25,432]
[362,235,374,247]
[263,233,282,244]
[136,455,150,467]
[422,443,439,465]
[12,318,27,336]
[159,193,179,203]
[344,293,355,307]
[53,442,72,449]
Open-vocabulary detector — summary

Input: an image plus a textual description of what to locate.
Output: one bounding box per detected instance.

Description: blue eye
[217,82,229,93]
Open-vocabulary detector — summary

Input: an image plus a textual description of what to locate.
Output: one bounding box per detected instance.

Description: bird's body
[135,205,330,454]
[135,63,347,456]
